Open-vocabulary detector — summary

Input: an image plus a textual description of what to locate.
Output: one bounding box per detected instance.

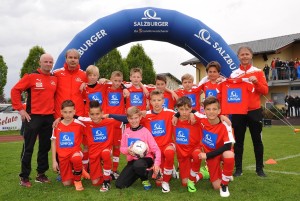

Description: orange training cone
[265,158,277,165]
[294,129,300,133]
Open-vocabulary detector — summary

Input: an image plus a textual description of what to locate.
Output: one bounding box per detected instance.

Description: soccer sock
[112,147,120,172]
[222,157,235,185]
[163,149,175,182]
[189,149,201,182]
[82,151,89,171]
[102,150,112,181]
[71,155,83,181]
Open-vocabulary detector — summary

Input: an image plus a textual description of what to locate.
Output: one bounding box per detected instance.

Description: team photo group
[11,46,268,198]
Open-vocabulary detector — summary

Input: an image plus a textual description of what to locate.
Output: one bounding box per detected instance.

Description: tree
[95,49,129,81]
[0,55,8,103]
[125,44,156,84]
[20,46,45,78]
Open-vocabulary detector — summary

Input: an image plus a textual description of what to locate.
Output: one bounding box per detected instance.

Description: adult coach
[230,46,269,177]
[11,54,57,187]
[53,49,87,119]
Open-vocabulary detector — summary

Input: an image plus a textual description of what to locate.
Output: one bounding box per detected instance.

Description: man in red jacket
[230,46,269,177]
[11,53,57,187]
[53,49,87,119]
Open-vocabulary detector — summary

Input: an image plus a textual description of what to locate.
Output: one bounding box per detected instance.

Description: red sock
[222,157,234,185]
[112,147,120,172]
[82,151,89,171]
[189,149,201,182]
[102,150,112,181]
[163,149,175,182]
[71,155,83,181]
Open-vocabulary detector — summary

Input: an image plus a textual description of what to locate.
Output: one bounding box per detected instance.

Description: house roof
[181,32,300,65]
[157,73,182,84]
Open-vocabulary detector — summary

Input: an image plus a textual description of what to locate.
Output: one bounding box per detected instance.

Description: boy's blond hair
[86,65,99,77]
[181,73,194,82]
[111,70,123,79]
[126,106,141,117]
[150,89,164,99]
[130,67,143,76]
[203,96,220,109]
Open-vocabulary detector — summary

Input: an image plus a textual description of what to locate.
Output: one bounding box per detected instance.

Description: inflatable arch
[54,7,239,77]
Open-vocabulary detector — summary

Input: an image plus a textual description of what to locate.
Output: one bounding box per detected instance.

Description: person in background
[263,64,270,81]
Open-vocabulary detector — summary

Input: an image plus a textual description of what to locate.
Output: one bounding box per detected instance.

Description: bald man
[11,53,57,187]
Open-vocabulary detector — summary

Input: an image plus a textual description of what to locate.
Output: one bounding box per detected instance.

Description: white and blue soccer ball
[131,140,148,158]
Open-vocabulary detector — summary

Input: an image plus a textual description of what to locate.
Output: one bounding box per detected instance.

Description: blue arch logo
[54,7,239,77]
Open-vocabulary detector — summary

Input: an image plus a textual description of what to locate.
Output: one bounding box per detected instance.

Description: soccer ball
[131,140,148,158]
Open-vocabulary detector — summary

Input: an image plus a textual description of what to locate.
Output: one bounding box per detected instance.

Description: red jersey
[141,109,175,148]
[216,78,254,115]
[82,83,108,116]
[230,65,268,111]
[103,85,126,115]
[53,63,87,118]
[200,80,218,98]
[52,119,85,158]
[148,87,176,110]
[175,86,202,111]
[173,114,205,158]
[83,119,121,156]
[199,118,235,153]
[11,69,57,115]
[126,85,147,110]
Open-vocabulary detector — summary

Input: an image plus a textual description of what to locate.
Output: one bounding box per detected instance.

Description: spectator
[294,95,300,117]
[263,64,270,81]
[271,58,277,80]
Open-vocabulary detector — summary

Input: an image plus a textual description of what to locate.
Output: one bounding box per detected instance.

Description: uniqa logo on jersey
[194,29,237,70]
[150,120,166,137]
[130,92,143,106]
[227,89,242,103]
[88,92,103,104]
[202,130,217,149]
[175,128,189,145]
[92,127,108,142]
[59,132,74,148]
[108,92,121,106]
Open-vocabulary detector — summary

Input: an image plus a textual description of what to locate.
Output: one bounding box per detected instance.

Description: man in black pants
[230,46,269,177]
[11,53,57,187]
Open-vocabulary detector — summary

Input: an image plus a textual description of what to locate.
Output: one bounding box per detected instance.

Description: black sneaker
[256,169,267,177]
[233,169,243,177]
[35,173,50,183]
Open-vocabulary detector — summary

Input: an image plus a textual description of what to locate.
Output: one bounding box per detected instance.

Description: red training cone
[265,158,277,165]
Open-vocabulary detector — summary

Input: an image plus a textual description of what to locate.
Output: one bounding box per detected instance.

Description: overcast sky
[1,0,300,98]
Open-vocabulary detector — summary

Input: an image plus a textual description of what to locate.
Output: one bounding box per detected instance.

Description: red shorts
[206,155,222,182]
[59,152,83,182]
[177,147,201,179]
[89,148,112,180]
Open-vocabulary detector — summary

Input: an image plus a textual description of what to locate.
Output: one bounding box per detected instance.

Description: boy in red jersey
[115,106,161,190]
[83,100,121,192]
[148,74,177,110]
[82,65,108,116]
[51,100,85,191]
[126,68,148,111]
[198,61,224,98]
[197,96,235,197]
[103,71,127,179]
[174,96,209,192]
[175,73,202,112]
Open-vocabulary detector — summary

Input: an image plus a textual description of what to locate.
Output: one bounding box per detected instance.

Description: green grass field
[0,126,299,201]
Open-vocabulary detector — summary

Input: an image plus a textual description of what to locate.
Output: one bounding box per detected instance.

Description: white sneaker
[229,176,234,182]
[162,182,170,193]
[220,184,230,197]
[172,166,179,179]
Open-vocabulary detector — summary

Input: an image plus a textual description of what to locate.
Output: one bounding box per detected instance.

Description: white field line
[245,153,300,175]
